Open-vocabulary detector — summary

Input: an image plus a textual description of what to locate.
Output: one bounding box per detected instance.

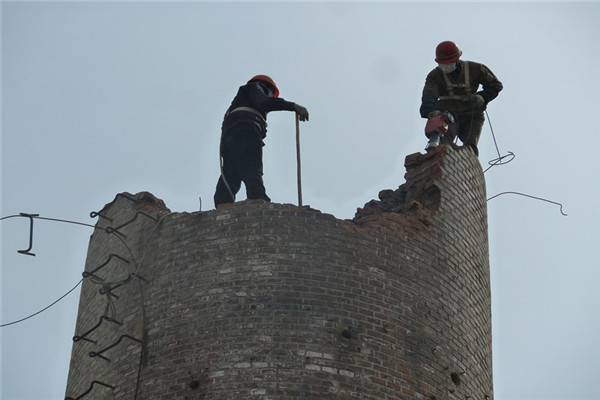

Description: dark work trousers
[214,124,271,207]
[444,112,485,156]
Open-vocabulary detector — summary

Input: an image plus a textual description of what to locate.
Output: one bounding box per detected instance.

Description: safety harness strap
[439,61,471,101]
[226,106,266,122]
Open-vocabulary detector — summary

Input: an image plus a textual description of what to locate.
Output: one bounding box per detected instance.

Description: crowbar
[296,113,303,206]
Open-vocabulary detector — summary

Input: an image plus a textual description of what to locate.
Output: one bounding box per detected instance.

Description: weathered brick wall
[65,145,492,400]
[65,193,171,399]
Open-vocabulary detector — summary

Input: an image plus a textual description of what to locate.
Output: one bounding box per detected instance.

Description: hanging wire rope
[483,110,515,173]
[84,208,173,400]
[2,207,167,398]
[0,214,99,229]
[473,111,566,216]
[4,205,173,398]
[115,211,174,400]
[487,191,568,216]
[0,213,120,328]
[0,279,83,327]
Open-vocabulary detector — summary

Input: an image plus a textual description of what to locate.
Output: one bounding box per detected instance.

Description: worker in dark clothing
[420,41,503,156]
[214,75,309,207]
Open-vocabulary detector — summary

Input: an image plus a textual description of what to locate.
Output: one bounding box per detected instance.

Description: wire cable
[3,208,170,397]
[487,191,567,216]
[0,279,83,327]
[0,214,21,221]
[483,109,515,173]
[0,213,113,327]
[1,214,108,231]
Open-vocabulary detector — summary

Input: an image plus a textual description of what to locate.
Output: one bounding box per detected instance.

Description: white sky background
[1,1,599,399]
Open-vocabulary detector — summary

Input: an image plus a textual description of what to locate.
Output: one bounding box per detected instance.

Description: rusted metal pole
[295,113,302,206]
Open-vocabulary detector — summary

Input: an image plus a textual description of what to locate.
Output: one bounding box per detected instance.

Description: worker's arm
[250,83,309,121]
[476,64,503,104]
[419,70,442,118]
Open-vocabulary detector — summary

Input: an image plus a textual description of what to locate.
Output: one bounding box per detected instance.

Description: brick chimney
[66,145,492,399]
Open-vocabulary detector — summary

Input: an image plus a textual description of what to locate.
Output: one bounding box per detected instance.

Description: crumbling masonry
[65,145,492,399]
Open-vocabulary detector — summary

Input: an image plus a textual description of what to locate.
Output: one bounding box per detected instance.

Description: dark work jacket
[222,82,298,140]
[420,60,503,118]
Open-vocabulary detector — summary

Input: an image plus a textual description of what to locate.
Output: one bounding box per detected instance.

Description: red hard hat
[435,41,462,64]
[248,74,280,97]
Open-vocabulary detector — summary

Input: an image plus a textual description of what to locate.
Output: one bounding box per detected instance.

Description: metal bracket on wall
[89,211,112,221]
[104,211,159,238]
[72,316,123,344]
[64,380,115,400]
[97,273,146,299]
[89,193,141,221]
[82,254,131,281]
[88,334,144,362]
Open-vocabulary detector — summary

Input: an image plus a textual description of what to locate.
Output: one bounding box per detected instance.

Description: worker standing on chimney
[214,75,309,207]
[420,41,503,156]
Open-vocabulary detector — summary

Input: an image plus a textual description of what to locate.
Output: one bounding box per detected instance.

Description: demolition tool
[296,113,303,207]
[425,111,455,151]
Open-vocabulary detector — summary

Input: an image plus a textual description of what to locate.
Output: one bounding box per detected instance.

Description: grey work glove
[472,94,485,106]
[427,110,442,119]
[465,94,485,106]
[294,104,309,121]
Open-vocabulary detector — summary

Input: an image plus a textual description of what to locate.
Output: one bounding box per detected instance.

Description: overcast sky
[1,1,599,399]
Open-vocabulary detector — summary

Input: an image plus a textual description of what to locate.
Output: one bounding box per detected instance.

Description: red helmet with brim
[248,75,280,97]
[435,41,462,64]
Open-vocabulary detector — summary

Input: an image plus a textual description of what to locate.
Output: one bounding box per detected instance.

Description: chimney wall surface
[66,146,492,400]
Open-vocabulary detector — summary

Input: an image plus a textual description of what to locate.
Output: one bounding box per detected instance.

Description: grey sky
[1,2,599,399]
